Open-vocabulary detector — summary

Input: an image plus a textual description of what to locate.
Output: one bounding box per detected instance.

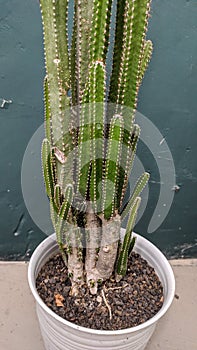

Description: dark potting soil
[36,252,164,330]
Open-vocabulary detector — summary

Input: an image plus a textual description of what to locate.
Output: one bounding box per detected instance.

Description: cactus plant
[40,0,152,295]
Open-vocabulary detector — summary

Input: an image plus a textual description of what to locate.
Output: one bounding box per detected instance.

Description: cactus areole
[40,0,153,295]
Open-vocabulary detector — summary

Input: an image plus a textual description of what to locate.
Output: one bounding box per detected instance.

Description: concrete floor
[0,260,196,350]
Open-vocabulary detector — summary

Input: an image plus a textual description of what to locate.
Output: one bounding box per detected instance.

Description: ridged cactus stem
[40,0,74,197]
[40,0,71,148]
[77,63,106,200]
[44,77,53,144]
[89,0,112,63]
[54,184,61,209]
[108,0,126,104]
[119,124,140,207]
[137,40,153,86]
[89,62,106,213]
[56,184,73,246]
[76,0,112,201]
[116,197,141,281]
[102,115,124,219]
[41,139,56,200]
[70,11,78,107]
[74,0,82,105]
[72,0,93,104]
[116,0,151,109]
[109,0,151,112]
[121,172,150,220]
[115,0,136,108]
[76,101,92,199]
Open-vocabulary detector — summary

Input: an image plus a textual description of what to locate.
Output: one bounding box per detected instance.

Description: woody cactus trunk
[40,0,153,296]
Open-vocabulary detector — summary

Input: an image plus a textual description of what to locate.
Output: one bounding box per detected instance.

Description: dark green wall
[0,0,196,260]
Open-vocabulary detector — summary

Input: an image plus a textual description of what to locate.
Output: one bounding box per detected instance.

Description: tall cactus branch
[138,40,153,86]
[89,0,112,63]
[40,0,73,192]
[118,123,141,208]
[71,0,93,105]
[89,62,106,213]
[102,115,124,219]
[109,0,150,109]
[115,0,151,110]
[44,77,53,144]
[116,196,141,280]
[108,0,126,104]
[76,0,111,202]
[40,0,70,144]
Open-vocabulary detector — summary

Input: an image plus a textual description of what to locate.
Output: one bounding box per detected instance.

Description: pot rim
[28,231,175,335]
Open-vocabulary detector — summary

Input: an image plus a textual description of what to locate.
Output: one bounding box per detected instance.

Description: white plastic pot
[28,230,175,350]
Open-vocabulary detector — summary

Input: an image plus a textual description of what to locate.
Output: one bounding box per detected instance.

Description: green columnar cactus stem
[102,115,124,219]
[138,40,153,85]
[103,0,113,59]
[89,63,105,212]
[76,103,92,199]
[118,124,141,208]
[40,0,74,196]
[40,0,153,295]
[56,184,73,244]
[54,184,61,209]
[76,0,111,199]
[71,11,78,107]
[116,196,141,280]
[89,0,112,63]
[108,0,152,210]
[115,116,135,207]
[77,61,106,200]
[115,0,151,110]
[44,77,52,143]
[72,0,93,104]
[56,184,73,262]
[40,0,70,144]
[108,0,126,104]
[121,172,150,220]
[42,139,55,200]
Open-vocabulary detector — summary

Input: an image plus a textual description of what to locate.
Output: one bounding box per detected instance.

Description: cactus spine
[40,0,152,295]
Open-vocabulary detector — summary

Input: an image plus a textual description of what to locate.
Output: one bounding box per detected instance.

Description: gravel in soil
[36,252,164,330]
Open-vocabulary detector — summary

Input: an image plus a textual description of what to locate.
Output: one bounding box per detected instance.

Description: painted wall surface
[0,0,196,260]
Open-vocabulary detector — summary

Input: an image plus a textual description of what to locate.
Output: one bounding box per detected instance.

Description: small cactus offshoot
[40,0,152,295]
